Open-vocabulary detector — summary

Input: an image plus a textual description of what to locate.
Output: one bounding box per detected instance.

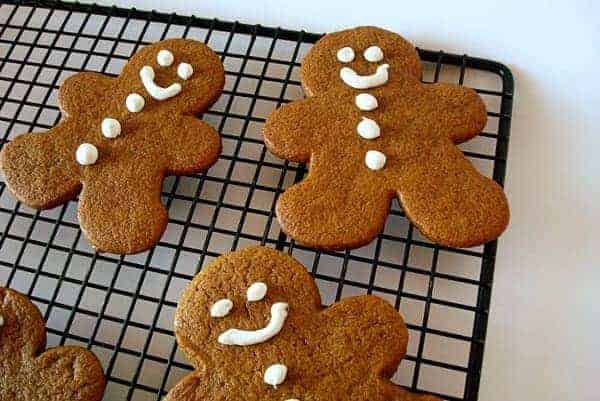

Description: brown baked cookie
[0,287,106,400]
[166,246,440,401]
[0,38,224,254]
[264,26,509,249]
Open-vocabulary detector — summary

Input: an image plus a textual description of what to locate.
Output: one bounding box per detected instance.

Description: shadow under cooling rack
[0,1,514,401]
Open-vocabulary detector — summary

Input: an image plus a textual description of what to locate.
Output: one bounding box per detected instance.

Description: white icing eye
[364,46,384,62]
[177,62,194,80]
[246,282,267,302]
[76,143,98,166]
[336,47,355,63]
[125,93,145,113]
[101,118,121,139]
[210,299,233,318]
[157,49,174,67]
[264,364,287,388]
[365,150,387,171]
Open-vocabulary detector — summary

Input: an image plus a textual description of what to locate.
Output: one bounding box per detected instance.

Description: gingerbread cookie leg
[0,288,105,401]
[397,138,509,248]
[77,158,167,254]
[276,155,392,250]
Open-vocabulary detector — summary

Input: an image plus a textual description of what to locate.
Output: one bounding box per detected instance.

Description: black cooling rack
[0,1,513,400]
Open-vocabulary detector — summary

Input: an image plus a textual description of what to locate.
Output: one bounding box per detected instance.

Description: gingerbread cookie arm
[0,123,82,209]
[0,288,46,359]
[263,97,322,163]
[34,346,106,400]
[164,116,221,174]
[164,369,211,401]
[397,138,509,248]
[423,83,487,144]
[322,295,407,376]
[59,72,114,118]
[77,159,167,254]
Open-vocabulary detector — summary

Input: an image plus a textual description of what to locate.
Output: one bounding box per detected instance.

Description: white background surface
[77,1,599,400]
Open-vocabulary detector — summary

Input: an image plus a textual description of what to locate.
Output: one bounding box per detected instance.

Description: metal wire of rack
[0,1,514,400]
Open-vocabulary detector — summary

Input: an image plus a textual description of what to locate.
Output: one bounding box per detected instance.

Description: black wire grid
[0,1,514,400]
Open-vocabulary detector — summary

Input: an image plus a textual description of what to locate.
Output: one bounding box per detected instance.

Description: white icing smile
[140,65,182,100]
[340,63,389,89]
[218,302,288,346]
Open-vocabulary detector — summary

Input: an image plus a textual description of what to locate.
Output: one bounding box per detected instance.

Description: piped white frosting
[357,117,380,139]
[247,282,267,302]
[340,64,389,89]
[218,302,288,346]
[264,364,287,388]
[355,93,378,111]
[210,299,233,318]
[365,150,386,170]
[140,66,182,100]
[76,143,98,166]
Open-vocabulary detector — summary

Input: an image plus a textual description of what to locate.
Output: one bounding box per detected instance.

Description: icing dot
[126,93,145,113]
[157,49,174,67]
[365,150,386,171]
[264,364,287,388]
[364,46,384,62]
[177,62,194,80]
[246,282,267,302]
[101,118,121,138]
[210,299,233,318]
[355,93,378,111]
[336,47,355,63]
[76,143,98,166]
[357,117,380,139]
[0,315,4,327]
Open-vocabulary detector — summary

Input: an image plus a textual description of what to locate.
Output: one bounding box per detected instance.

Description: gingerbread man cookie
[0,38,224,254]
[264,26,509,249]
[0,287,105,400]
[166,246,439,401]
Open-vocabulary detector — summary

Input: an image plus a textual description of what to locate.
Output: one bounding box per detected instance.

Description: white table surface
[65,1,600,400]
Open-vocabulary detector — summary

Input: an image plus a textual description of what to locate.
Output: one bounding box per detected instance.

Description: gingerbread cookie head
[301,26,422,96]
[0,38,225,254]
[264,27,509,250]
[167,246,440,401]
[0,288,106,401]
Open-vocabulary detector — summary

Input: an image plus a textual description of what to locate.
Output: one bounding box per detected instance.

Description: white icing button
[264,364,287,388]
[210,299,233,318]
[218,302,288,346]
[247,282,267,302]
[0,315,4,327]
[177,62,194,80]
[357,117,380,139]
[76,143,98,166]
[336,46,355,63]
[355,93,378,111]
[340,64,389,89]
[101,118,121,139]
[365,150,386,171]
[126,93,145,113]
[364,45,384,62]
[140,66,182,100]
[157,49,174,67]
